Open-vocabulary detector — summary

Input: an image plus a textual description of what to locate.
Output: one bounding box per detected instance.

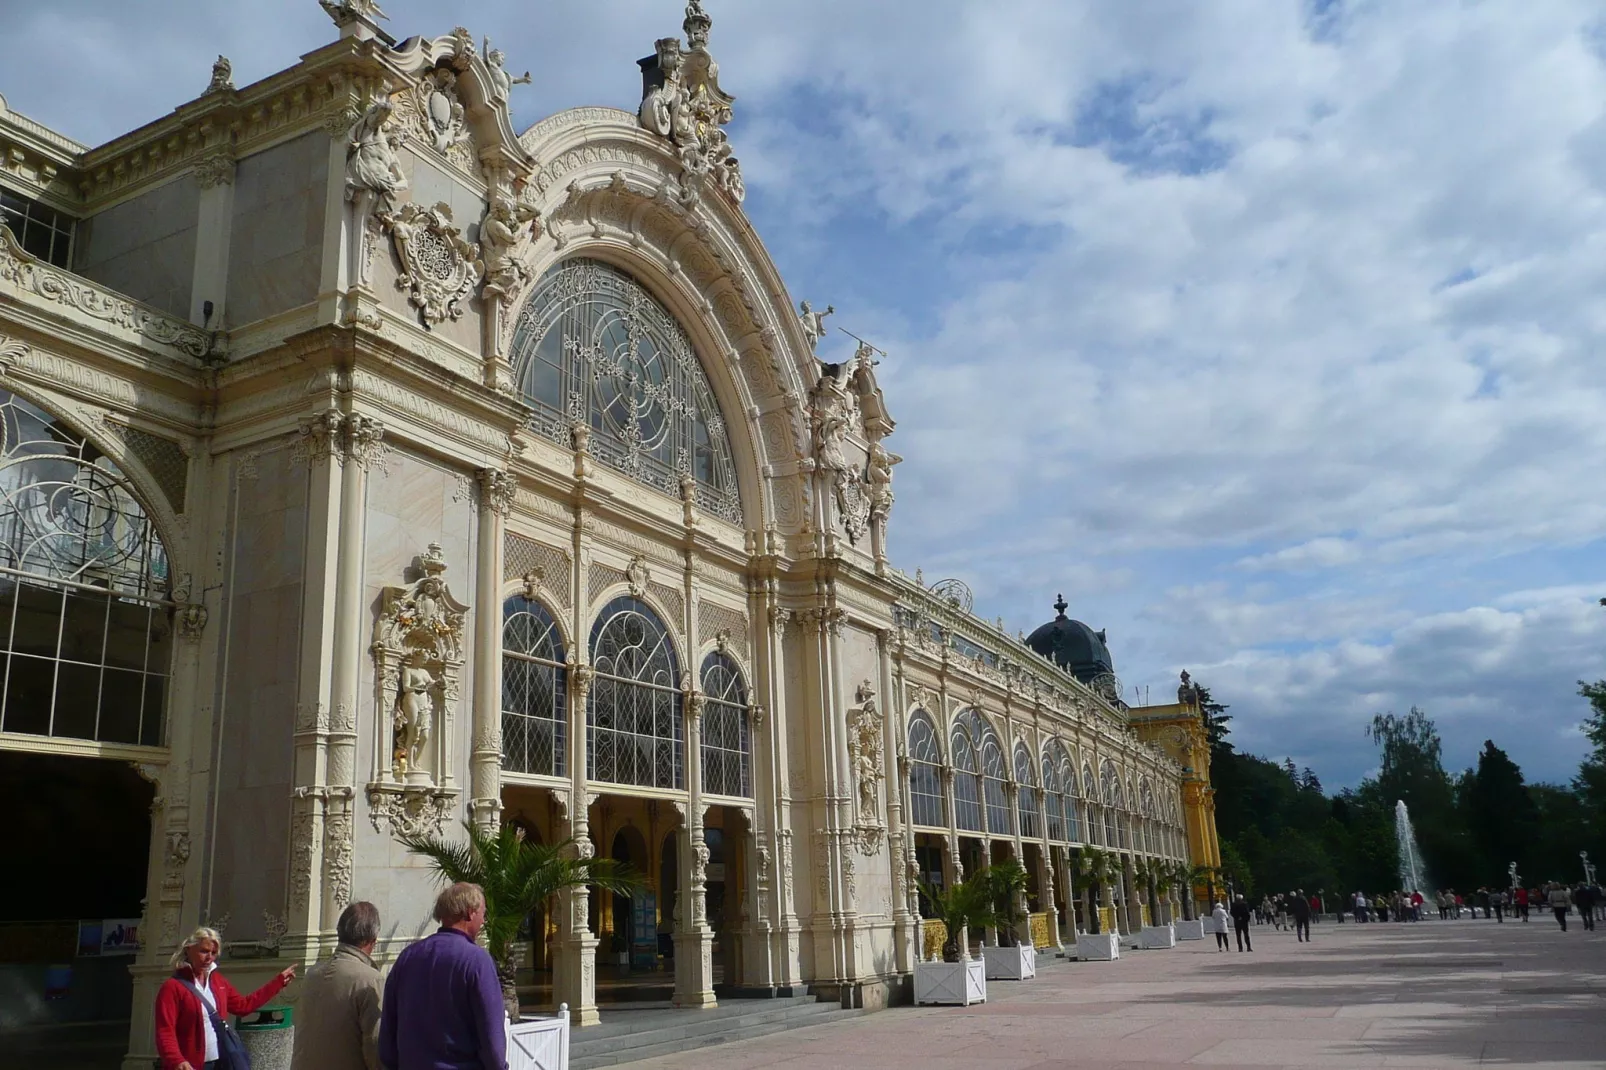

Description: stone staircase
[570,994,859,1070]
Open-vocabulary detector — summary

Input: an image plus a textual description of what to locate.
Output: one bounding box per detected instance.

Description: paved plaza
[630,919,1606,1070]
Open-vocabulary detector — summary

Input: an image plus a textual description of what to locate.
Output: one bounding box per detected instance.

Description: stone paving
[625,918,1606,1069]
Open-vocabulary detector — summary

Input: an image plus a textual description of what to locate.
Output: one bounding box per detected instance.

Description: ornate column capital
[478,467,517,516]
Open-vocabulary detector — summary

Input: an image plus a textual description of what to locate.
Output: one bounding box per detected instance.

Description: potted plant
[1138,860,1176,949]
[1070,849,1120,960]
[1172,862,1207,940]
[913,873,995,1005]
[980,858,1037,980]
[401,820,643,1022]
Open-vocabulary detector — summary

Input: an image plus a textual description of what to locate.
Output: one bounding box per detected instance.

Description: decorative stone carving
[324,811,354,908]
[625,555,650,598]
[376,202,482,328]
[193,153,235,190]
[637,2,744,204]
[399,66,474,166]
[205,55,234,95]
[321,0,388,28]
[482,36,531,103]
[295,409,388,470]
[799,300,834,352]
[479,190,540,307]
[344,101,408,209]
[176,604,209,642]
[478,467,517,516]
[366,544,466,837]
[847,680,885,825]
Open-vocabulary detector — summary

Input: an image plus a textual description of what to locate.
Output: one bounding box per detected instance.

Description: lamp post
[1583,851,1597,886]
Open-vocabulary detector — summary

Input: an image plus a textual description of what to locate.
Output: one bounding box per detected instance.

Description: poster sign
[630,892,658,970]
[80,919,142,956]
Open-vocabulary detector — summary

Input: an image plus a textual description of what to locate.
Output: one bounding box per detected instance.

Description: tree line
[1199,680,1606,898]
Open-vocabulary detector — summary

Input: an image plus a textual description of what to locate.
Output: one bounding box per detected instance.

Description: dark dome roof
[1025,595,1113,683]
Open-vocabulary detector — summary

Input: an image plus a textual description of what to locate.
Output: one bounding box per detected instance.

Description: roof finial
[1053,593,1068,618]
[684,0,712,49]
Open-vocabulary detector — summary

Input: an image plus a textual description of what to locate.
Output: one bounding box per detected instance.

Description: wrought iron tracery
[1014,741,1039,840]
[1058,745,1080,843]
[907,711,944,828]
[699,650,750,798]
[1041,747,1065,842]
[949,717,982,833]
[501,595,566,777]
[0,390,171,746]
[510,259,741,523]
[588,596,684,789]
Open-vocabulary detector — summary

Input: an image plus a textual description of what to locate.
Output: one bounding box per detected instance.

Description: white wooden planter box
[508,1006,570,1070]
[982,944,1037,980]
[1076,933,1120,961]
[914,958,987,1005]
[1140,924,1176,950]
[1174,920,1205,941]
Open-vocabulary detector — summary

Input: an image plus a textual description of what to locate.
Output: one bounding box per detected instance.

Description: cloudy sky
[8,0,1606,788]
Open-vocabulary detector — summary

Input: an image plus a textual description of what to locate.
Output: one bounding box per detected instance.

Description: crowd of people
[1202,880,1602,953]
[154,882,508,1070]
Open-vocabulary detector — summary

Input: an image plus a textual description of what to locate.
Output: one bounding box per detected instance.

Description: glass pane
[52,660,100,740]
[99,667,143,743]
[3,653,53,735]
[140,673,164,746]
[12,583,62,658]
[59,588,110,665]
[105,599,153,671]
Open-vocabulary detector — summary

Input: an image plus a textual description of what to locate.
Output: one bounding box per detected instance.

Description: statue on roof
[321,0,388,25]
[205,56,234,95]
[636,0,744,204]
[799,300,834,352]
[483,36,532,103]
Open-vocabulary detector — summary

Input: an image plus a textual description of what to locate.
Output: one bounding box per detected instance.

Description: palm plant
[917,872,999,962]
[1071,848,1118,934]
[1188,863,1221,915]
[400,820,643,1020]
[983,857,1031,948]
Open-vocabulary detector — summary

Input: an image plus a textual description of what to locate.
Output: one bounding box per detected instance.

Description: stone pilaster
[673,692,716,1007]
[469,468,513,831]
[554,665,598,1025]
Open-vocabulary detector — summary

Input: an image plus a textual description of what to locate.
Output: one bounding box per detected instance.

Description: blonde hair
[433,882,485,926]
[169,926,222,970]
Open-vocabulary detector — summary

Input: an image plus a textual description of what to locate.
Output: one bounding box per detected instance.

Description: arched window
[0,391,171,745]
[1041,748,1064,842]
[509,259,741,523]
[1139,780,1156,854]
[588,596,683,789]
[1101,762,1121,847]
[907,711,945,828]
[975,717,1012,837]
[1055,743,1078,843]
[1014,742,1039,840]
[699,651,750,797]
[950,717,983,833]
[501,594,566,776]
[1083,764,1100,845]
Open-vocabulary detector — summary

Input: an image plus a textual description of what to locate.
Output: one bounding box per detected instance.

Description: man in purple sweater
[379,882,507,1070]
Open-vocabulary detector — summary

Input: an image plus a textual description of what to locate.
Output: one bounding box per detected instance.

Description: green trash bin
[237,1006,294,1070]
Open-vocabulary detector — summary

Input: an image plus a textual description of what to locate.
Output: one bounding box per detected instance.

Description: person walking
[1231,894,1253,952]
[1493,890,1505,923]
[1576,883,1596,932]
[1274,894,1289,932]
[1290,889,1312,943]
[155,927,295,1070]
[1548,883,1572,932]
[1211,901,1231,951]
[380,883,507,1070]
[291,901,384,1070]
[1515,885,1529,921]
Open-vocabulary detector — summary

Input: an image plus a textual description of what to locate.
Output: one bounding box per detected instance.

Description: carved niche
[376,202,483,328]
[846,679,886,853]
[367,543,467,837]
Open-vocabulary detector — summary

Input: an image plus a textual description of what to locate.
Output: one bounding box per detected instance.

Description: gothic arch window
[0,390,171,746]
[1041,746,1064,842]
[501,594,566,777]
[1013,741,1039,840]
[907,711,945,829]
[510,258,741,523]
[949,716,983,833]
[588,596,684,790]
[699,651,750,798]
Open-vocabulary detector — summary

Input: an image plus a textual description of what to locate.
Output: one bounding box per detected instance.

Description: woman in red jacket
[154,926,296,1070]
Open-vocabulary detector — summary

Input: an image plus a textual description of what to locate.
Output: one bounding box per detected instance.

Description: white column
[673,693,716,1006]
[555,667,598,1026]
[469,469,512,831]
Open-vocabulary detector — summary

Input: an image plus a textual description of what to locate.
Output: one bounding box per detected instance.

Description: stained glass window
[588,596,683,789]
[699,651,750,798]
[0,391,170,745]
[510,259,741,523]
[501,595,566,777]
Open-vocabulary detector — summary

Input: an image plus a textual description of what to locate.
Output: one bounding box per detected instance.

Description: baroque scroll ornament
[377,202,483,327]
[637,2,744,204]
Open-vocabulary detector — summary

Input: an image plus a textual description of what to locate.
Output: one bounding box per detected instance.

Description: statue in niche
[799,300,834,352]
[483,37,531,102]
[394,649,436,773]
[847,680,885,821]
[809,361,856,474]
[345,100,408,207]
[865,439,901,520]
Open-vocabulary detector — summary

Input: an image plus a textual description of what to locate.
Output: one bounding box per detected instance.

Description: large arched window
[1013,742,1039,840]
[907,711,945,829]
[0,391,171,746]
[1101,762,1121,847]
[1083,764,1100,845]
[969,713,1012,837]
[509,259,741,523]
[501,595,566,776]
[1041,747,1064,842]
[949,717,983,833]
[1057,746,1079,843]
[588,596,683,789]
[699,651,750,798]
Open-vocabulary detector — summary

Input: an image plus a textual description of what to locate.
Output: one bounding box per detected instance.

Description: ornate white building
[0,4,1208,1064]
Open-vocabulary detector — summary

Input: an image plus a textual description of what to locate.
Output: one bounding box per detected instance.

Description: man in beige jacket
[290,901,383,1070]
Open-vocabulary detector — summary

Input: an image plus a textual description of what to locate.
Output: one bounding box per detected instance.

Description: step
[571,998,855,1070]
